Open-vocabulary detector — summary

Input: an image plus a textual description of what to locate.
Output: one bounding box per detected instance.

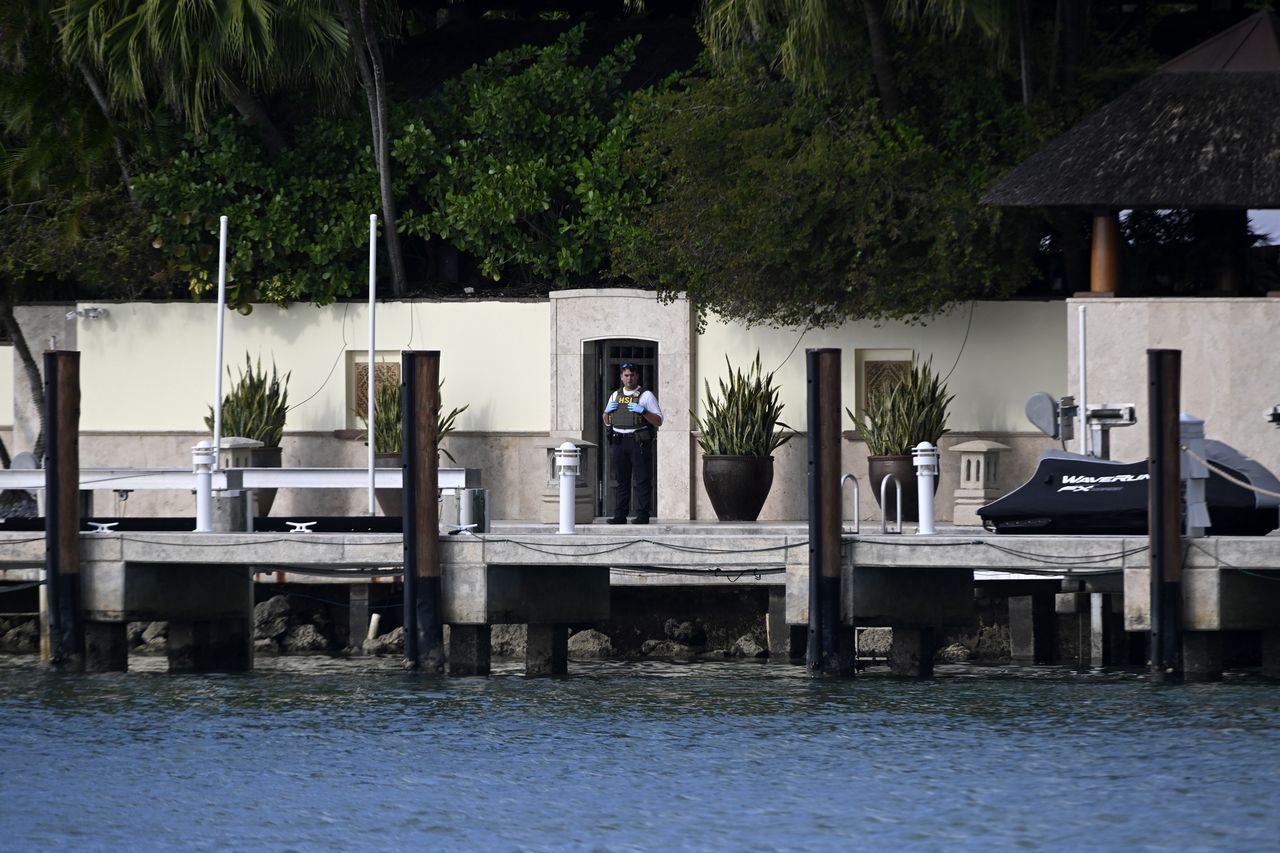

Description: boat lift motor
[1084,403,1137,460]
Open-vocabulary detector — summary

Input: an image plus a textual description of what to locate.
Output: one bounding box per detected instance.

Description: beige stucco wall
[698,300,1068,432]
[10,293,1068,522]
[73,300,549,434]
[1068,297,1280,473]
[0,343,12,430]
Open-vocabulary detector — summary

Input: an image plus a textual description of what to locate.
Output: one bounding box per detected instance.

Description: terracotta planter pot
[867,454,939,524]
[702,455,774,522]
[251,446,282,517]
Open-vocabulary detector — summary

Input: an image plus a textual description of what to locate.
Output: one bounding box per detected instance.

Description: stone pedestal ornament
[950,439,1010,526]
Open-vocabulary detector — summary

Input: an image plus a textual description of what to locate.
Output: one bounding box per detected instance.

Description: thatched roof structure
[983,11,1280,210]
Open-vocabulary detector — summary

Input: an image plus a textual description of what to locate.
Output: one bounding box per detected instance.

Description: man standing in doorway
[603,362,663,524]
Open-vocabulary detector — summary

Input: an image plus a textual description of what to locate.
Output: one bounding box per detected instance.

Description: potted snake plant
[359,379,468,517]
[694,352,792,521]
[849,356,952,522]
[204,353,289,516]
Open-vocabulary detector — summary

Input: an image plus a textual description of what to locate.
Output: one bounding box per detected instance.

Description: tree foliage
[134,116,379,307]
[394,26,648,285]
[612,70,1035,327]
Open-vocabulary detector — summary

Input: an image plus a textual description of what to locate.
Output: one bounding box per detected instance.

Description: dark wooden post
[1148,349,1182,682]
[806,348,849,676]
[402,351,443,671]
[1090,212,1121,294]
[44,350,83,670]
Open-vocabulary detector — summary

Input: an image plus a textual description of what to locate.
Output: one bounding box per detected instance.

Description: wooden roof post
[1089,211,1121,295]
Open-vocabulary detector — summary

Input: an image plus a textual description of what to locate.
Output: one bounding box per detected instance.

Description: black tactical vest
[609,387,647,429]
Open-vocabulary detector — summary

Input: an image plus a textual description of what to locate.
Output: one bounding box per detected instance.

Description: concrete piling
[526,624,568,676]
[449,625,492,676]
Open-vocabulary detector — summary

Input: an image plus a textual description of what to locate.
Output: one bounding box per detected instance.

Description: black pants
[610,432,653,519]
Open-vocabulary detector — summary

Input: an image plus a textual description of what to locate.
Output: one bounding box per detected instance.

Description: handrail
[0,467,476,492]
[839,473,860,534]
[879,473,902,534]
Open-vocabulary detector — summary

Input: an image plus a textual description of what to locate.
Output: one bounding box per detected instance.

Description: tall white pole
[368,214,377,514]
[212,215,229,472]
[1078,304,1088,456]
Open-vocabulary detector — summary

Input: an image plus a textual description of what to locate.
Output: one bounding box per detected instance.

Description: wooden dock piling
[806,348,850,676]
[402,351,444,671]
[44,350,83,670]
[1148,348,1183,682]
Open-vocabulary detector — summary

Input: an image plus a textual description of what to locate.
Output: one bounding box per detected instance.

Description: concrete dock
[3,521,1278,678]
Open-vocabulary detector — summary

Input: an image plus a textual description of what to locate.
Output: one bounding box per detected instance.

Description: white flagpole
[368,214,377,514]
[212,215,229,472]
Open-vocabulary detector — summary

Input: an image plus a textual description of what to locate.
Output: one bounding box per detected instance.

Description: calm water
[2,656,1278,851]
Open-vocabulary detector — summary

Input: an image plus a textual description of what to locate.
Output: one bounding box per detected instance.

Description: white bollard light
[555,441,580,535]
[193,439,216,532]
[912,441,939,535]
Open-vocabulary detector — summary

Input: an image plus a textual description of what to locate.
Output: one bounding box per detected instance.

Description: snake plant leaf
[848,356,952,457]
[693,352,792,457]
[204,353,290,447]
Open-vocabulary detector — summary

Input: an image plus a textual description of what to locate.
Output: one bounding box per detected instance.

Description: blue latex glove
[604,400,618,413]
[627,402,645,414]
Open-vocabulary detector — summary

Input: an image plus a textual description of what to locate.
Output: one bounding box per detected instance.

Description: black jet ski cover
[978,443,1280,535]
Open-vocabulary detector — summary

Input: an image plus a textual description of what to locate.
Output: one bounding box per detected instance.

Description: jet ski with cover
[978,442,1279,535]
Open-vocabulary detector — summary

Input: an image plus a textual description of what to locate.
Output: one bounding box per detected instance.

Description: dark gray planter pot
[868,454,939,524]
[374,452,401,518]
[251,446,282,517]
[702,455,774,522]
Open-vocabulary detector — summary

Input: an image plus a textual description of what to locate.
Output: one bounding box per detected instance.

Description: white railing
[0,467,473,492]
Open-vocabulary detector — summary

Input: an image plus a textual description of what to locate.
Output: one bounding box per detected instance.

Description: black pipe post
[44,350,83,670]
[806,348,847,676]
[402,351,444,672]
[1148,349,1183,682]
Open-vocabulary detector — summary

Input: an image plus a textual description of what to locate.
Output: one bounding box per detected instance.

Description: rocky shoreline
[0,591,1013,665]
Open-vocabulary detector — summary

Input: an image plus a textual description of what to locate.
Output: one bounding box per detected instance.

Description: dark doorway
[595,340,659,517]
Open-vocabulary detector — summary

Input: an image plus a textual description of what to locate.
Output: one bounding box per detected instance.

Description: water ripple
[1,655,1277,850]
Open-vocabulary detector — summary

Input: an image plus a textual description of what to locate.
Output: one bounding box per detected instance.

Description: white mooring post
[193,440,215,532]
[912,441,939,535]
[555,442,580,534]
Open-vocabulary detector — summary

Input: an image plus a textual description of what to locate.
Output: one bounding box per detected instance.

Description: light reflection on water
[2,655,1278,850]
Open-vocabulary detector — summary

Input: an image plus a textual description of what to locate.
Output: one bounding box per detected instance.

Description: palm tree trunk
[78,63,136,203]
[1017,0,1034,105]
[223,82,288,157]
[0,299,46,464]
[861,0,901,118]
[339,0,407,296]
